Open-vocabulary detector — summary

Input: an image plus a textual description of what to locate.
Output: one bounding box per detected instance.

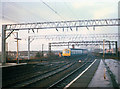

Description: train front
[62,49,71,57]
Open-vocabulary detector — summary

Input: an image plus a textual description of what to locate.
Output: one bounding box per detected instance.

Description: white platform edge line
[0,63,27,68]
[64,59,97,89]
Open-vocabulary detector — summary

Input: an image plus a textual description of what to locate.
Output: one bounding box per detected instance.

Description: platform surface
[0,63,27,68]
[88,59,113,87]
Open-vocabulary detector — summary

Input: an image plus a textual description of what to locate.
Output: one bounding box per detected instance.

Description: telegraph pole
[15,32,21,64]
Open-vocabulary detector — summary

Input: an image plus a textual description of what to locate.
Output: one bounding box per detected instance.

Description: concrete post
[28,36,30,60]
[109,41,111,52]
[42,44,44,56]
[49,43,51,54]
[115,41,118,57]
[1,25,7,65]
[68,42,69,48]
[103,39,105,58]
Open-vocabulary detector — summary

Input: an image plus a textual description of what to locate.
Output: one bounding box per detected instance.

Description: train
[62,48,88,57]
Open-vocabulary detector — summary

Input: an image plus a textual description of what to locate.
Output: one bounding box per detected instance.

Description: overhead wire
[2,3,20,23]
[63,1,101,43]
[41,0,65,21]
[7,2,38,23]
[64,2,84,35]
[12,2,49,22]
[2,2,49,24]
[64,2,78,20]
[41,0,74,35]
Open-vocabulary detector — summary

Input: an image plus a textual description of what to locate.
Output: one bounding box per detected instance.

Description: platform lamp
[14,32,21,64]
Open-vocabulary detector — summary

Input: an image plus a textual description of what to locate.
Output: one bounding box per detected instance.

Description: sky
[0,0,119,51]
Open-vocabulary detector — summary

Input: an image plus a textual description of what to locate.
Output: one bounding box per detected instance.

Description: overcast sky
[0,0,119,51]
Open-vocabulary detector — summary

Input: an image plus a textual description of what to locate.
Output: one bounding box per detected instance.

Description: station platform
[66,59,119,88]
[88,59,113,87]
[0,63,27,68]
[65,59,100,88]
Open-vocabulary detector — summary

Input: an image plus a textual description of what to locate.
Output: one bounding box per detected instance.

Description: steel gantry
[49,41,117,47]
[1,18,120,64]
[5,18,120,30]
[28,33,119,60]
[49,41,118,55]
[30,33,120,41]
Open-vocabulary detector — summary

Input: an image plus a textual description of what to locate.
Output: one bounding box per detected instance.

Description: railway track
[3,54,91,88]
[22,55,93,88]
[13,62,75,87]
[48,58,95,88]
[4,61,71,87]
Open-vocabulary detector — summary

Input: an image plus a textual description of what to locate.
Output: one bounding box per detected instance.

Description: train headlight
[79,60,81,63]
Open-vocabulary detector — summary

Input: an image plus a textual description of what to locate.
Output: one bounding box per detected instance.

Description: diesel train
[62,48,88,57]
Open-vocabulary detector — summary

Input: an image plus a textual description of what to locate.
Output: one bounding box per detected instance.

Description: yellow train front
[62,49,71,57]
[62,48,88,57]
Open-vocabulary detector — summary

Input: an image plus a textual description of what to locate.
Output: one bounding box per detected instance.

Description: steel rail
[48,58,94,88]
[12,62,75,87]
[4,62,70,87]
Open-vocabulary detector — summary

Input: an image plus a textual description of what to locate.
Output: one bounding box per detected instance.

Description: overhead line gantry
[49,41,118,56]
[1,18,120,64]
[5,18,120,30]
[29,33,120,40]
